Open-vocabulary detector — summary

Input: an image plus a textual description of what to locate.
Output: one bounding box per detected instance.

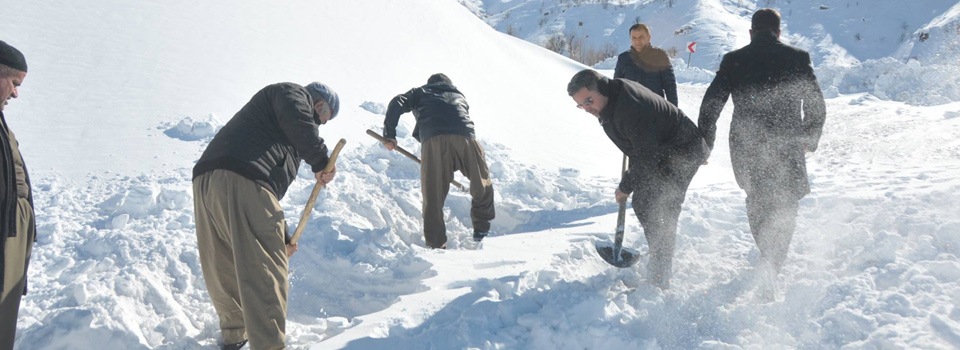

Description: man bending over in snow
[193,81,340,350]
[380,73,495,249]
[568,69,708,289]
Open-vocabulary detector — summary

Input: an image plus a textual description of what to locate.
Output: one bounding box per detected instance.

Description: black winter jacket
[698,32,826,200]
[598,78,709,195]
[193,83,330,200]
[0,111,36,294]
[614,46,679,107]
[383,83,475,142]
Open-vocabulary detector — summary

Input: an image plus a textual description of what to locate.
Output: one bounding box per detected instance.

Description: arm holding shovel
[288,138,348,256]
[285,165,337,257]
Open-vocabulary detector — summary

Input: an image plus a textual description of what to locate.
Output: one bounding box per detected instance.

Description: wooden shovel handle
[614,154,629,258]
[290,138,346,245]
[365,129,467,192]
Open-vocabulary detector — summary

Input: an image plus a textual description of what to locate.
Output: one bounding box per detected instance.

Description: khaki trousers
[194,170,288,350]
[0,198,34,350]
[420,135,496,248]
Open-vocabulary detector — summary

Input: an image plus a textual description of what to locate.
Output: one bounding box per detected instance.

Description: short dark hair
[427,73,452,85]
[628,23,650,34]
[752,8,781,33]
[567,69,603,96]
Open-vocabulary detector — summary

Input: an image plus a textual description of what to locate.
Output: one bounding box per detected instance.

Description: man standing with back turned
[698,8,826,283]
[193,81,340,350]
[0,40,36,350]
[380,73,495,249]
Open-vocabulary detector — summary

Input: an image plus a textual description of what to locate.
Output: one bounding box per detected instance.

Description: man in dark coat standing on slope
[193,81,339,350]
[698,8,826,278]
[614,23,679,107]
[568,69,708,289]
[0,40,36,350]
[380,73,495,249]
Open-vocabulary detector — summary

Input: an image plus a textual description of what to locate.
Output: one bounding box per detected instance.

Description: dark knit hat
[0,40,27,72]
[305,82,339,118]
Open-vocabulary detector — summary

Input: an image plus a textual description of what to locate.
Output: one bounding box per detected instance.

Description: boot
[222,339,248,350]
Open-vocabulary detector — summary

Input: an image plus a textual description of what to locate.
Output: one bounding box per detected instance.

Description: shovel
[365,129,467,192]
[290,138,347,245]
[595,154,642,268]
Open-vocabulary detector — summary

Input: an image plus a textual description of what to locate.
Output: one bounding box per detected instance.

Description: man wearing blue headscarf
[193,81,340,350]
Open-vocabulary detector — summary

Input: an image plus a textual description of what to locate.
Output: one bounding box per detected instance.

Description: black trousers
[630,159,700,288]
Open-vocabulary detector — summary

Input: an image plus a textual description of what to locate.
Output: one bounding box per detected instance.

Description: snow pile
[15,121,614,349]
[162,114,222,141]
[290,117,614,253]
[818,58,960,106]
[669,57,715,84]
[358,101,386,115]
[592,56,715,84]
[873,60,960,106]
[18,173,207,349]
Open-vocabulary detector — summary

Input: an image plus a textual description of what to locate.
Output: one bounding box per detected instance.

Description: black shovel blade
[595,241,642,268]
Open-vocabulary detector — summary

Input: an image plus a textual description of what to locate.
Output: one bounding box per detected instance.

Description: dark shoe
[222,339,248,350]
[473,230,488,242]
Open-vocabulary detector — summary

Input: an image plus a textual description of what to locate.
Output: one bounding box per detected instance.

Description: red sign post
[686,42,697,68]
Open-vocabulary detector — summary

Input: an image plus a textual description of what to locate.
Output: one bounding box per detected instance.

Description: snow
[1,0,959,349]
[473,0,960,106]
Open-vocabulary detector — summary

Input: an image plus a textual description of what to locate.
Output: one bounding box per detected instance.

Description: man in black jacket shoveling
[0,40,36,350]
[193,81,339,350]
[380,73,495,249]
[698,8,826,280]
[568,69,708,289]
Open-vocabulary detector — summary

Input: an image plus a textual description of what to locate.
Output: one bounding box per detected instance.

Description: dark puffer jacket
[598,78,709,196]
[614,45,679,107]
[383,83,475,142]
[193,82,330,200]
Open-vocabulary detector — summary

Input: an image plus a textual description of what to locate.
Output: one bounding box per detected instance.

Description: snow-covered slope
[469,0,960,105]
[2,0,619,180]
[471,0,958,67]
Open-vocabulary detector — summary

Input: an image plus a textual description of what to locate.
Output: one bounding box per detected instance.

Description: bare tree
[665,46,679,58]
[543,33,567,55]
[567,30,586,62]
